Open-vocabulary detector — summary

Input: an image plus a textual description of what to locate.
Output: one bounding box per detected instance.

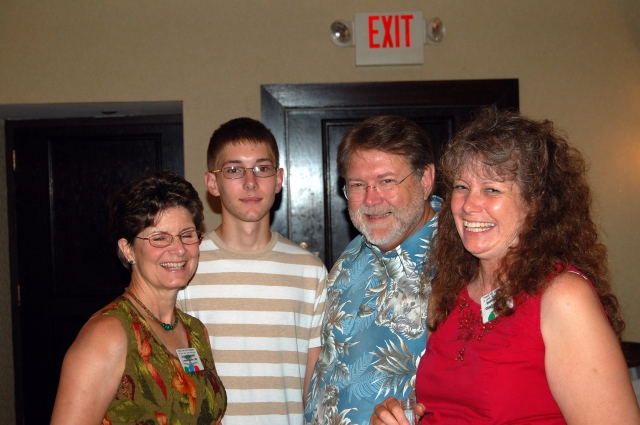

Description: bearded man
[304,116,442,425]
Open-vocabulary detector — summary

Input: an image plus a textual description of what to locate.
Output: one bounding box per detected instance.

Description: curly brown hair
[428,108,624,337]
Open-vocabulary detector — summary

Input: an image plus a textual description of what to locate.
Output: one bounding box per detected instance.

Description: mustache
[353,204,396,216]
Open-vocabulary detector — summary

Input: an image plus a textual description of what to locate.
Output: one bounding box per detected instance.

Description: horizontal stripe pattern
[204,322,314,338]
[228,405,301,416]
[216,362,305,377]
[223,413,303,425]
[197,260,323,278]
[195,309,316,325]
[221,375,306,389]
[211,336,308,353]
[187,297,315,314]
[212,349,304,364]
[177,231,327,425]
[226,388,305,402]
[186,284,319,300]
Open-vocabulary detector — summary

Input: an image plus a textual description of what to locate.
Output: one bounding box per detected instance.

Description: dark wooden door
[262,80,519,266]
[6,115,184,425]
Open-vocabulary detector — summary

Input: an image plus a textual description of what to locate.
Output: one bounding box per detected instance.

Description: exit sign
[354,11,424,66]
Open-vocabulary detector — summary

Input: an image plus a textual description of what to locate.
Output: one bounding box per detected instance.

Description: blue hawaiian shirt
[304,197,442,425]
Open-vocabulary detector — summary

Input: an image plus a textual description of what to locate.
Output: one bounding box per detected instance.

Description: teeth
[463,220,495,232]
[161,262,186,269]
[367,213,391,219]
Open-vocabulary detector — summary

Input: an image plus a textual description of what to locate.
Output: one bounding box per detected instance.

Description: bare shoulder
[51,310,128,424]
[540,271,613,365]
[540,271,603,320]
[66,313,127,361]
[541,273,640,423]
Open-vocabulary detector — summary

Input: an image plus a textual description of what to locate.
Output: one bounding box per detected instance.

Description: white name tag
[481,288,499,324]
[176,348,204,372]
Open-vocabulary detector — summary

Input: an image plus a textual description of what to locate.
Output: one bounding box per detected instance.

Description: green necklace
[125,288,178,331]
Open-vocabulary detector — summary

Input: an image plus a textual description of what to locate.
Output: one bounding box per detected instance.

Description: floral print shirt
[304,198,441,425]
[100,297,227,425]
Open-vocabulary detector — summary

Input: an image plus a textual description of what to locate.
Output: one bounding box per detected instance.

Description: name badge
[176,348,204,372]
[480,288,499,324]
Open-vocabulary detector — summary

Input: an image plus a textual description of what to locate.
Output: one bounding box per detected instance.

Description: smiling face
[120,207,200,291]
[205,141,284,225]
[345,149,435,252]
[451,162,530,269]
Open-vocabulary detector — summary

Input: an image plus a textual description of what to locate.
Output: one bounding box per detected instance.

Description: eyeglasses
[342,170,416,201]
[212,165,277,179]
[136,230,203,248]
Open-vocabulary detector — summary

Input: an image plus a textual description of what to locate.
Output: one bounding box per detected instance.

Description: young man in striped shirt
[177,118,328,425]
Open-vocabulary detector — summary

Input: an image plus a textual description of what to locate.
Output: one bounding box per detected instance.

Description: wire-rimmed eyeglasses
[212,165,278,179]
[136,230,203,248]
[342,170,416,201]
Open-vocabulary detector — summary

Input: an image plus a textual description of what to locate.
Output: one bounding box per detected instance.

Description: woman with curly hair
[371,109,639,424]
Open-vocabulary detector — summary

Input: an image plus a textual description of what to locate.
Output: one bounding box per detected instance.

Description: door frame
[261,79,519,244]
[4,113,184,425]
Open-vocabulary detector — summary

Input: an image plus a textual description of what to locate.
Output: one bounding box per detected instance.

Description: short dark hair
[337,116,434,177]
[429,107,624,337]
[207,117,280,171]
[109,170,204,269]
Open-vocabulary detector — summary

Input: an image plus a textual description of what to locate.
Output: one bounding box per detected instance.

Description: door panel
[6,115,183,425]
[262,80,519,266]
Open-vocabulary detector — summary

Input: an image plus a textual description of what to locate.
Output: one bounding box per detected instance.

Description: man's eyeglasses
[342,170,416,201]
[212,165,277,179]
[136,230,203,248]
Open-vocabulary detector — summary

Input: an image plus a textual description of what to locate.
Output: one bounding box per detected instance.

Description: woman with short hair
[51,170,226,425]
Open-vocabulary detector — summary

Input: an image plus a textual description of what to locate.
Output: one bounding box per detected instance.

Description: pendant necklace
[125,287,178,331]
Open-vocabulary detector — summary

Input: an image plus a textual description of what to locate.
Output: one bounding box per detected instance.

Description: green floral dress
[99,296,227,425]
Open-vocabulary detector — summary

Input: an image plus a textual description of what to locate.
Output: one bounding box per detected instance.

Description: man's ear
[274,167,284,194]
[419,164,436,200]
[117,238,134,263]
[204,172,220,197]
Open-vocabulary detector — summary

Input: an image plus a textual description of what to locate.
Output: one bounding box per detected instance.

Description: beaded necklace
[125,287,178,331]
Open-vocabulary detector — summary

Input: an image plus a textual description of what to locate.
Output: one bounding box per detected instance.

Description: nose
[362,185,383,206]
[462,190,482,214]
[168,236,187,254]
[243,169,257,189]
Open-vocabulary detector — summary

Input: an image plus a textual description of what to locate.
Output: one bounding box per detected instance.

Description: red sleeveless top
[416,267,601,424]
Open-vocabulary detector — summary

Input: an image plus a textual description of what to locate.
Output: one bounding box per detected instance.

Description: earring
[129,260,134,265]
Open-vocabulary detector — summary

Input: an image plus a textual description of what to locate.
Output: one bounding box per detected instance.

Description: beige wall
[1,1,639,418]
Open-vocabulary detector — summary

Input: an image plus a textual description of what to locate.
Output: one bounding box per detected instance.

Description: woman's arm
[50,315,127,425]
[541,272,640,424]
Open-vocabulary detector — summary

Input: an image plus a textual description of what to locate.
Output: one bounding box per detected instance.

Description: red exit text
[368,14,415,48]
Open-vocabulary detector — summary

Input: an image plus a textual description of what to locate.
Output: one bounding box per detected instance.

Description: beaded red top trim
[454,294,501,361]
